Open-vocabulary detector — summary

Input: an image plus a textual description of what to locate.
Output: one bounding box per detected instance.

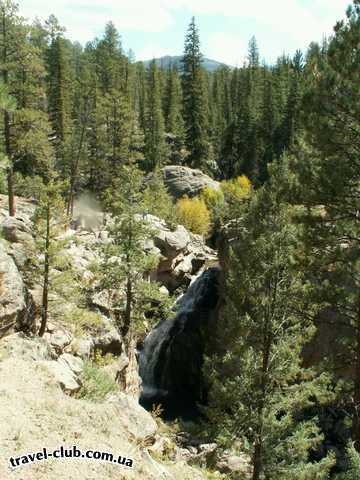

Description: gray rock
[216,453,252,477]
[91,289,125,312]
[143,214,216,292]
[59,353,84,375]
[66,241,97,272]
[154,224,190,258]
[162,165,220,200]
[44,329,72,353]
[107,392,158,442]
[175,443,218,468]
[92,317,122,355]
[148,435,175,457]
[159,285,170,296]
[8,243,30,270]
[0,244,33,336]
[0,332,54,361]
[173,254,194,276]
[69,338,94,358]
[1,215,33,244]
[41,359,81,393]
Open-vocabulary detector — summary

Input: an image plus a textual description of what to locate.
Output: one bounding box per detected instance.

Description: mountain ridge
[141,55,231,72]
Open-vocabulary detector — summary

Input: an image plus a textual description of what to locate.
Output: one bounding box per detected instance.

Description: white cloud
[171,0,348,45]
[136,44,174,61]
[205,32,247,66]
[18,0,349,54]
[19,0,176,41]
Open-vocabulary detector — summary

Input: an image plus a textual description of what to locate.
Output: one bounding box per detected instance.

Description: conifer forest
[0,1,359,479]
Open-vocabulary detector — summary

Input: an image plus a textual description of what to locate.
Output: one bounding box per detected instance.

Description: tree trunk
[123,274,132,341]
[252,441,263,480]
[4,91,15,216]
[353,298,360,450]
[38,204,50,337]
[2,13,15,217]
[7,165,15,217]
[252,321,272,480]
[66,120,86,218]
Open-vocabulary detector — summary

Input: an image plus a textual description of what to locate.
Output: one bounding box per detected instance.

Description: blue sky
[18,0,349,65]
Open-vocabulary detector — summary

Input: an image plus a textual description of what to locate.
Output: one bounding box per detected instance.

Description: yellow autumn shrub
[176,196,211,236]
[221,175,252,201]
[200,186,225,210]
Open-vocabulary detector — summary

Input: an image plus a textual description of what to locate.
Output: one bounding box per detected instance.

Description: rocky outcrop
[0,244,34,336]
[145,215,217,292]
[216,453,252,478]
[1,215,33,245]
[0,331,54,361]
[162,165,220,199]
[0,333,207,480]
[107,392,158,442]
[40,355,83,394]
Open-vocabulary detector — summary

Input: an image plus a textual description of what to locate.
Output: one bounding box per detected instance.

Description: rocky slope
[0,333,207,480]
[0,194,223,480]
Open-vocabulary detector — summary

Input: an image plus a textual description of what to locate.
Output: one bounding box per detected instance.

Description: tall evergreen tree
[181,17,209,170]
[296,0,360,450]
[144,60,166,171]
[207,166,335,479]
[47,35,73,169]
[33,175,68,337]
[0,0,54,214]
[164,66,184,138]
[0,0,25,215]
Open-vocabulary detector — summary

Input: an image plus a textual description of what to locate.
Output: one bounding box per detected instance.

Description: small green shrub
[77,361,117,402]
[334,444,360,480]
[13,172,45,199]
[143,170,176,228]
[200,186,226,233]
[176,196,211,236]
[92,349,115,366]
[63,307,103,336]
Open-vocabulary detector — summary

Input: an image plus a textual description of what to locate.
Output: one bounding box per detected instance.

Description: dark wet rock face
[139,267,220,419]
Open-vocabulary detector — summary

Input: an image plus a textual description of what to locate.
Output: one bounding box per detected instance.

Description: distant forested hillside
[142,55,230,72]
[0,1,359,477]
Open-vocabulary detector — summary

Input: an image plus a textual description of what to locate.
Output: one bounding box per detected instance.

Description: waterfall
[139,267,220,418]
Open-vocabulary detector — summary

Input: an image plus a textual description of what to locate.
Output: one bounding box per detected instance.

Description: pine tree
[135,62,148,133]
[163,66,185,164]
[47,35,73,169]
[248,35,260,69]
[100,161,162,389]
[259,70,276,182]
[296,0,360,450]
[0,0,25,215]
[0,0,54,215]
[144,60,166,171]
[33,175,68,337]
[65,55,93,216]
[94,21,125,93]
[181,17,210,170]
[164,66,184,137]
[210,68,230,164]
[207,169,335,479]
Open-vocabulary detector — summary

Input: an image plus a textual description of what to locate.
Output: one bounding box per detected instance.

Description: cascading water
[139,267,220,418]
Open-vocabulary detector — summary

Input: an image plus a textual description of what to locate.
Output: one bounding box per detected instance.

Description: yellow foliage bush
[200,186,225,210]
[176,196,211,236]
[221,175,252,201]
